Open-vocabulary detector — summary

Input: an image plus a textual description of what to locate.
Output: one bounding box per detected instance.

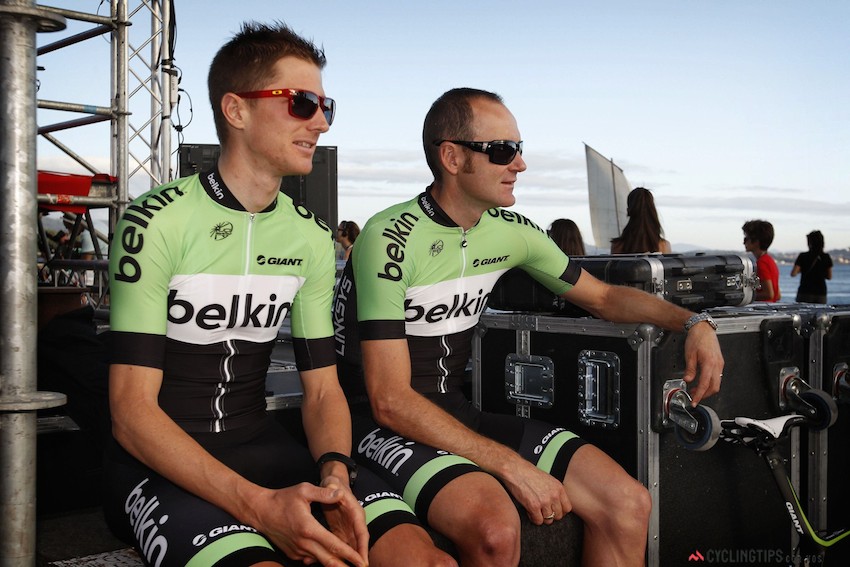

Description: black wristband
[316,451,358,486]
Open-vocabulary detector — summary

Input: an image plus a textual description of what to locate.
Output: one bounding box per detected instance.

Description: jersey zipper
[459,227,468,278]
[435,227,469,393]
[215,212,255,432]
[244,212,256,274]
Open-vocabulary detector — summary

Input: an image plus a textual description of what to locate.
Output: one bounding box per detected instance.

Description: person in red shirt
[743,219,781,302]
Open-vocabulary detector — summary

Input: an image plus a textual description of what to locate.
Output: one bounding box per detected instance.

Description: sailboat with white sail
[585,143,631,252]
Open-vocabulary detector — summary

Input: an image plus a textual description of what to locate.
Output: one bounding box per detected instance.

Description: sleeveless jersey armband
[561,260,582,286]
[293,336,337,371]
[109,331,166,369]
[360,320,406,341]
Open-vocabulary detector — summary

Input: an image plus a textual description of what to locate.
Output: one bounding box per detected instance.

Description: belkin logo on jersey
[165,274,302,344]
[168,290,290,330]
[114,184,185,284]
[402,272,506,335]
[485,208,546,234]
[405,289,489,323]
[378,212,420,282]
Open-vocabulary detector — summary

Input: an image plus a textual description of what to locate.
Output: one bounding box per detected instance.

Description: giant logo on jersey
[403,271,506,336]
[472,255,509,268]
[256,255,303,266]
[166,274,303,344]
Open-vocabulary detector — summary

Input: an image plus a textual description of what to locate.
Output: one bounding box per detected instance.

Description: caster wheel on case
[674,405,721,452]
[799,389,838,431]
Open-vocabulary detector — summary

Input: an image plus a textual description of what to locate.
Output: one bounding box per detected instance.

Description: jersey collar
[418,185,458,228]
[199,166,278,213]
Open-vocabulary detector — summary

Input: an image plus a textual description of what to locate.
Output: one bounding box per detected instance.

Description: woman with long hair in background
[548,218,586,256]
[610,187,671,254]
[791,230,833,303]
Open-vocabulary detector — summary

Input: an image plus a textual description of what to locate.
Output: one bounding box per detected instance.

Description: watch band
[684,312,717,332]
[316,451,358,486]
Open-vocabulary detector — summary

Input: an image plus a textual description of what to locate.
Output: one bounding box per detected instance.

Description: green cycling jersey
[334,186,580,396]
[109,167,337,432]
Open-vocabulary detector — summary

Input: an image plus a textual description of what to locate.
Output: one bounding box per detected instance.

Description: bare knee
[455,514,520,566]
[624,480,652,527]
[478,515,520,557]
[605,479,651,535]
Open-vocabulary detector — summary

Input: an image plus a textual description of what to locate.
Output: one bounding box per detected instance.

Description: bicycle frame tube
[765,447,850,552]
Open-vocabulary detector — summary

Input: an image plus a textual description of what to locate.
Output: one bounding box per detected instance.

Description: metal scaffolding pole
[0,2,67,565]
[0,0,174,562]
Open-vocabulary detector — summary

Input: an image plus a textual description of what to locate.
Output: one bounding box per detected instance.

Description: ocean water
[776,262,850,305]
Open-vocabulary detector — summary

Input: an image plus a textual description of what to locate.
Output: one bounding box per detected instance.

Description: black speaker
[176,144,338,228]
[178,143,221,177]
[280,146,338,228]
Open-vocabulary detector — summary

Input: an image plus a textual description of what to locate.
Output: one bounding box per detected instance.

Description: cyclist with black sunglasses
[334,87,725,566]
[104,22,451,567]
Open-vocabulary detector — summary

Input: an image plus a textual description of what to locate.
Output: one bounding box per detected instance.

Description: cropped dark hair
[806,230,825,254]
[338,220,360,242]
[208,21,326,146]
[742,219,775,250]
[423,88,503,183]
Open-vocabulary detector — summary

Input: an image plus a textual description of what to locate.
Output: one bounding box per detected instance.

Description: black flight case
[472,307,804,566]
[488,253,757,315]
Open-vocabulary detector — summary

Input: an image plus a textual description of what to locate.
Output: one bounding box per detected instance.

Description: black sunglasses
[236,88,336,126]
[434,139,523,165]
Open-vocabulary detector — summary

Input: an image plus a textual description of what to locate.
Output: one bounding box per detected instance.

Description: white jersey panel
[167,273,305,344]
[403,269,507,337]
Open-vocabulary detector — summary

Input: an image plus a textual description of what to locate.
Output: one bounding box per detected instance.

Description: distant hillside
[580,243,850,265]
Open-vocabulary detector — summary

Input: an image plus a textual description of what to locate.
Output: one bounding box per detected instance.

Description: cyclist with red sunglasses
[104,22,450,567]
[334,87,725,566]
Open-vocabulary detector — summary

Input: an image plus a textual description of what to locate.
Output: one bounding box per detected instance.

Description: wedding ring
[544,513,555,520]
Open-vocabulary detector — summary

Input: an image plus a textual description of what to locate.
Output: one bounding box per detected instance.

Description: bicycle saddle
[725,414,804,440]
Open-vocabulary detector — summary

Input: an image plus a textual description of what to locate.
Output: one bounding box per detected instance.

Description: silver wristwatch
[684,312,717,332]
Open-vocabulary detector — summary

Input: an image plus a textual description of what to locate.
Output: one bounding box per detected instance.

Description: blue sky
[36,1,849,252]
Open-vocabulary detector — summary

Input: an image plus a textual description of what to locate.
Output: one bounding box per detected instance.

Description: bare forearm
[301,388,353,460]
[591,285,691,331]
[113,400,264,524]
[109,365,265,525]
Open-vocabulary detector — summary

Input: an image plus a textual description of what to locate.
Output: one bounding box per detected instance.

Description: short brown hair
[422,88,503,183]
[742,219,775,250]
[208,21,326,146]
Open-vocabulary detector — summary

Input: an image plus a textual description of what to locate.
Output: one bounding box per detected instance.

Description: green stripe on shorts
[185,532,274,567]
[535,431,579,474]
[403,454,476,510]
[363,497,414,524]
